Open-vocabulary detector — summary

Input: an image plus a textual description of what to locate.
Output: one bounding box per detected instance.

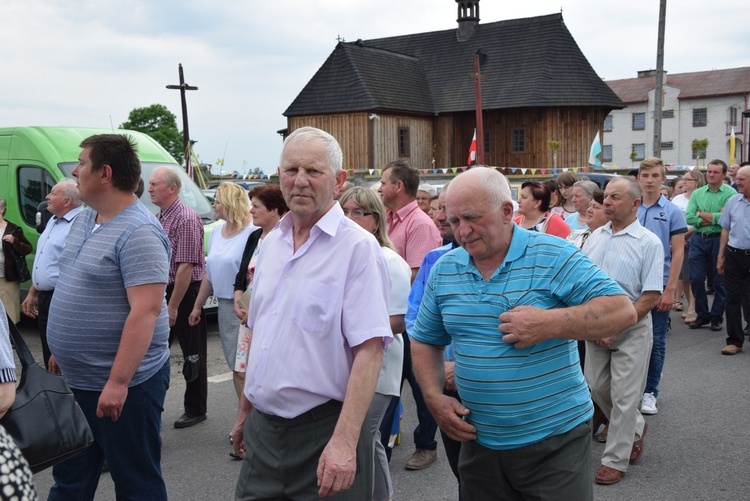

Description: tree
[120,104,184,164]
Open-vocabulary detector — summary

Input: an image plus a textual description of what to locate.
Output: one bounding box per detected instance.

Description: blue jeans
[645,307,670,396]
[689,234,726,320]
[49,362,170,501]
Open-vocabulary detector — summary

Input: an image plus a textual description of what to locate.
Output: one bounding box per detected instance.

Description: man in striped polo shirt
[411,167,636,500]
[47,134,171,500]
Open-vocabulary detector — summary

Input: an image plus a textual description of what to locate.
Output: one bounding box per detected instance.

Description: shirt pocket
[290,279,339,333]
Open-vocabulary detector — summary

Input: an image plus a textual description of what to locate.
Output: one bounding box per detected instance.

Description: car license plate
[204,296,219,309]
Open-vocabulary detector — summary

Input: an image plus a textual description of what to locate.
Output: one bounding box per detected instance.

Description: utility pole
[166,64,198,172]
[653,0,667,158]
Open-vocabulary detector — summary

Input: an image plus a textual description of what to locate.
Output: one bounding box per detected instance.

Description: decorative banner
[442,168,448,173]
[520,168,528,175]
[369,169,375,175]
[562,168,569,172]
[461,167,468,172]
[422,169,429,174]
[467,129,477,165]
[540,169,547,175]
[433,169,438,174]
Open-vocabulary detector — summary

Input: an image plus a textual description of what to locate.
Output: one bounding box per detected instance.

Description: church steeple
[456,0,480,42]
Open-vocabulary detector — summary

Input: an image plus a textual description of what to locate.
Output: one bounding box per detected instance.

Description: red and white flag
[467,129,477,166]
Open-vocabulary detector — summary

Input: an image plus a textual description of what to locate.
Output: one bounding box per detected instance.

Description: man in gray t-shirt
[47,134,170,501]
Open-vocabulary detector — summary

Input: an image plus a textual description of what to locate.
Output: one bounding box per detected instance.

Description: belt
[257,400,342,426]
[696,232,720,238]
[727,245,750,255]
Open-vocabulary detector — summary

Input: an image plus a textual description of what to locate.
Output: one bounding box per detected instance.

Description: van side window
[17,166,55,226]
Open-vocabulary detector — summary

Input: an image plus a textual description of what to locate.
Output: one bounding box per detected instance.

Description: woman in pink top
[513,181,571,239]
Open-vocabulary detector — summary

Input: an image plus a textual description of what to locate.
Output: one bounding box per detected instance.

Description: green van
[0,126,219,308]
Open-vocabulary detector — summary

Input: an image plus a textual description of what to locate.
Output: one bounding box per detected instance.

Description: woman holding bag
[0,198,33,323]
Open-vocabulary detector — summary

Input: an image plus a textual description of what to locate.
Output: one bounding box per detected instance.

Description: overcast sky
[2,0,748,175]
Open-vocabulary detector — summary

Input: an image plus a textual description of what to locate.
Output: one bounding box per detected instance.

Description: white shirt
[584,220,664,302]
[206,222,257,299]
[376,246,410,396]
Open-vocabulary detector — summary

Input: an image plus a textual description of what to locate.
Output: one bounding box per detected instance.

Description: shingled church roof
[284,13,623,117]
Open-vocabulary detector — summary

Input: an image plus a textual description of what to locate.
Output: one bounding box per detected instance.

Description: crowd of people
[0,127,749,500]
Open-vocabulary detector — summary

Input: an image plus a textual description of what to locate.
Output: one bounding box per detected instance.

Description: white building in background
[602,67,750,169]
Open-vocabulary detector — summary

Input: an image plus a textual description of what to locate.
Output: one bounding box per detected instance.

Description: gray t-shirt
[48,200,171,391]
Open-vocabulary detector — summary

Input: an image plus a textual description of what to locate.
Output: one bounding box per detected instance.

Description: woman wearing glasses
[338,187,411,501]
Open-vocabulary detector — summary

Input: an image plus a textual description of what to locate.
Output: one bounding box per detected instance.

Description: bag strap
[5,315,35,369]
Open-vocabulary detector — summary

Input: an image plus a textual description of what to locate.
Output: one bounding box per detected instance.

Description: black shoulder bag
[1,315,94,473]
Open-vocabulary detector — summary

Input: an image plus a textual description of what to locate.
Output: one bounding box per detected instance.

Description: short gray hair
[281,127,343,174]
[573,180,599,200]
[57,179,82,207]
[609,176,642,201]
[453,167,510,211]
[154,167,182,190]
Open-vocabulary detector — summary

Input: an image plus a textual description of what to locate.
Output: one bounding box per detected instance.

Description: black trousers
[724,246,750,348]
[36,289,54,369]
[167,281,208,417]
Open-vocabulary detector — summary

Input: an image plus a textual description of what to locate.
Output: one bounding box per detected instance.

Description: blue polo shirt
[412,227,625,450]
[719,193,750,250]
[637,194,688,286]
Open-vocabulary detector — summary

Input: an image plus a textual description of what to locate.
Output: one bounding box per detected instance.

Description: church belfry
[456,0,480,41]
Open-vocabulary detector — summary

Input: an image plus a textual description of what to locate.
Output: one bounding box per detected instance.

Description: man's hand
[444,361,456,392]
[21,293,38,319]
[188,308,202,326]
[231,418,246,459]
[96,380,129,422]
[427,394,476,442]
[595,336,617,348]
[657,286,675,312]
[167,304,178,327]
[717,255,725,276]
[498,305,550,349]
[316,434,357,497]
[47,355,59,374]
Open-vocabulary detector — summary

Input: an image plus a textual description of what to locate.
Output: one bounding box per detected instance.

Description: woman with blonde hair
[338,187,410,501]
[672,170,705,323]
[190,182,255,397]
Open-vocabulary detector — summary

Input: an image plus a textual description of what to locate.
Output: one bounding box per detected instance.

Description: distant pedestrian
[0,198,33,324]
[150,167,209,429]
[717,165,750,355]
[21,180,83,369]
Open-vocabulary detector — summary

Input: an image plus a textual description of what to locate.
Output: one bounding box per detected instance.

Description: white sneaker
[641,392,658,415]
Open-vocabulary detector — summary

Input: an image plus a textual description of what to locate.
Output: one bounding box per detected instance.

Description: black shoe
[174,413,207,429]
[689,317,711,329]
[710,318,723,332]
[706,288,715,295]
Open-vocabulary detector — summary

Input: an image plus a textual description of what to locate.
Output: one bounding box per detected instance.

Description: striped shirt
[157,198,205,284]
[584,220,664,301]
[47,201,171,391]
[412,227,625,450]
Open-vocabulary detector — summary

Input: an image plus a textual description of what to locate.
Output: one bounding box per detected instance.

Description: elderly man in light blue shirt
[21,179,82,369]
[717,165,750,355]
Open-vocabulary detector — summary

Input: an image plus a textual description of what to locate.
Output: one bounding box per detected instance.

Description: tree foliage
[120,104,184,164]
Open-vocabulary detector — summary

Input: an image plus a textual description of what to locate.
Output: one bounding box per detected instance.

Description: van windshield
[59,162,215,222]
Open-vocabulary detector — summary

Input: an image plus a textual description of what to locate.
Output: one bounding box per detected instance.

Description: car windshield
[59,162,215,222]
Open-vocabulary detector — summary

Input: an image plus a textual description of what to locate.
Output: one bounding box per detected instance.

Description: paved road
[18,310,750,500]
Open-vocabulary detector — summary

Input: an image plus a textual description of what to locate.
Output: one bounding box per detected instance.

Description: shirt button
[272,310,277,315]
[256,383,261,388]
[262,346,267,351]
[283,274,288,279]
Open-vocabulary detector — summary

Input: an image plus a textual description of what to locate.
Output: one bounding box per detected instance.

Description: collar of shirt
[387,200,420,227]
[157,197,183,221]
[278,202,343,241]
[452,225,531,280]
[641,193,668,209]
[58,206,84,223]
[601,219,645,238]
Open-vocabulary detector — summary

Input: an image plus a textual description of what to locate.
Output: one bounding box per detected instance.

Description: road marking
[208,372,233,383]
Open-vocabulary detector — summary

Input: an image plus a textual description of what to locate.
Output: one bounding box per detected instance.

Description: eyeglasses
[342,209,372,218]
